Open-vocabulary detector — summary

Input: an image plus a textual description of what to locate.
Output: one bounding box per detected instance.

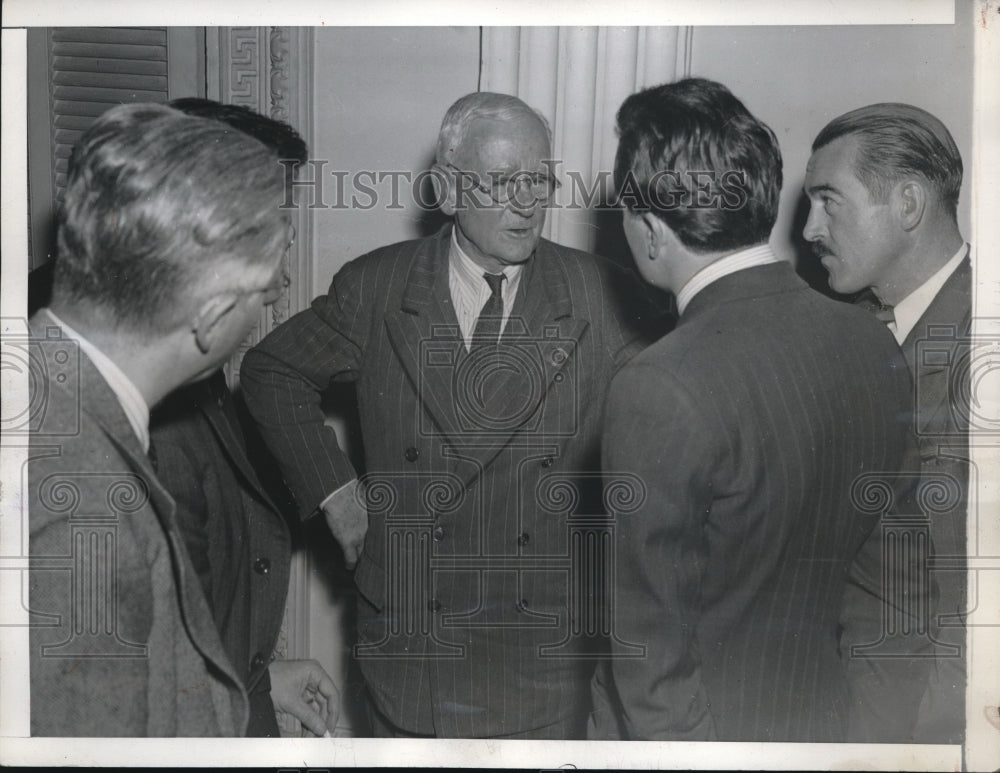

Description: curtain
[481,26,691,252]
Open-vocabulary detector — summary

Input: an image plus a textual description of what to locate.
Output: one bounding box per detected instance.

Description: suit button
[540,457,554,468]
[517,532,530,546]
[216,395,225,409]
[404,446,419,462]
[253,557,271,575]
[429,599,442,612]
[250,652,267,669]
[517,598,530,611]
[432,526,445,542]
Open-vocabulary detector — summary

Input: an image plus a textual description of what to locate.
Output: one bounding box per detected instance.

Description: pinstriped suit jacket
[594,263,914,742]
[240,225,657,737]
[151,372,293,736]
[28,310,248,736]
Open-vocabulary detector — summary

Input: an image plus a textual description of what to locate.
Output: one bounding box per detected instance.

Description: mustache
[810,241,834,258]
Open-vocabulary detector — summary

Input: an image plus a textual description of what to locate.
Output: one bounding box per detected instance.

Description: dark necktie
[855,288,896,327]
[471,272,506,350]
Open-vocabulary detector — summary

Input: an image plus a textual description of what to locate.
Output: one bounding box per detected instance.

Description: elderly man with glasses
[240,91,662,739]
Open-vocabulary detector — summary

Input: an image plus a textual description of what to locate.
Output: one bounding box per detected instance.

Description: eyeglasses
[235,225,295,305]
[445,163,560,206]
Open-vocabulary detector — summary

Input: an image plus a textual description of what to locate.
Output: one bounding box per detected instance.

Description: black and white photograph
[1,1,998,770]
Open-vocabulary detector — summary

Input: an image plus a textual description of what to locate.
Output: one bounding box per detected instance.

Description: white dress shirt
[448,229,524,349]
[45,310,150,453]
[676,243,782,316]
[888,244,968,344]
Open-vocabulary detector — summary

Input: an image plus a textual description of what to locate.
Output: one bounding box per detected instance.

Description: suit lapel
[900,255,972,438]
[37,313,248,710]
[384,232,588,481]
[466,243,588,449]
[384,228,469,443]
[900,255,972,371]
[193,374,280,513]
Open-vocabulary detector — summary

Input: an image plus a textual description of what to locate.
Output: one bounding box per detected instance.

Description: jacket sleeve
[837,440,936,742]
[601,361,718,740]
[240,260,370,520]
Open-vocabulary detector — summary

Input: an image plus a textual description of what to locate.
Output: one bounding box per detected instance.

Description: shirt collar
[450,229,525,289]
[45,310,151,453]
[676,243,782,316]
[890,243,968,344]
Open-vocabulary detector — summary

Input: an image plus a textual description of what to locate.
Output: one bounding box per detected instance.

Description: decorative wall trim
[206,26,315,736]
[208,27,313,389]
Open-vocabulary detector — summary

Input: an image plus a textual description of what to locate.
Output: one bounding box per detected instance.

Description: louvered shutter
[49,27,170,201]
[26,27,204,269]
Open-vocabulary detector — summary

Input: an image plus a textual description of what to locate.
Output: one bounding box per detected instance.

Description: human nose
[802,201,826,242]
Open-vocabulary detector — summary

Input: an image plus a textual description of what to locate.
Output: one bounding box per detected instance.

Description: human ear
[898,180,926,231]
[192,293,238,354]
[643,213,672,260]
[431,163,458,217]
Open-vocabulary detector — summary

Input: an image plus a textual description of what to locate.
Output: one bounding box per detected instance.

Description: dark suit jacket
[902,256,971,577]
[593,263,914,742]
[904,257,971,745]
[840,256,971,744]
[240,225,655,738]
[151,371,293,736]
[27,310,248,736]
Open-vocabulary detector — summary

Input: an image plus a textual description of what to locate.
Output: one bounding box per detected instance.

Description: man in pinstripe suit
[589,79,915,741]
[240,92,661,738]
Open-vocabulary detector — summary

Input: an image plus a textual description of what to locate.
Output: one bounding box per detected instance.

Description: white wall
[309,27,480,295]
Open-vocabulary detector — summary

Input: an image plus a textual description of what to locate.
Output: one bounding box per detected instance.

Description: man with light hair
[804,102,970,744]
[28,102,295,735]
[241,91,659,738]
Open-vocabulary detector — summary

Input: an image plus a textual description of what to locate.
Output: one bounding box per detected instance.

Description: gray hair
[54,102,290,334]
[435,91,552,165]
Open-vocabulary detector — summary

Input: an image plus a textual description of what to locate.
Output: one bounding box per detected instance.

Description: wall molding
[206,26,315,736]
[207,26,314,386]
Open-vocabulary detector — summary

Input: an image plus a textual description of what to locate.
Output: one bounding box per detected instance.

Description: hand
[321,480,368,569]
[269,659,340,737]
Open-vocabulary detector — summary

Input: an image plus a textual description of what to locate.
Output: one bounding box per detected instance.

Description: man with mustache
[804,103,970,743]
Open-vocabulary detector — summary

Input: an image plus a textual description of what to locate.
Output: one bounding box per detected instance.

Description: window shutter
[49,27,170,202]
[27,27,204,269]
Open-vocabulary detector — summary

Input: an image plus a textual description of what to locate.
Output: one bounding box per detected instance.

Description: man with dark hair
[28,102,292,735]
[150,98,338,738]
[805,103,970,744]
[590,78,914,742]
[240,91,659,739]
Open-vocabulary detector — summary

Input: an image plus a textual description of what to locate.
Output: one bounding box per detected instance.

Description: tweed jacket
[240,225,657,737]
[27,310,248,736]
[151,371,293,736]
[592,263,914,742]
